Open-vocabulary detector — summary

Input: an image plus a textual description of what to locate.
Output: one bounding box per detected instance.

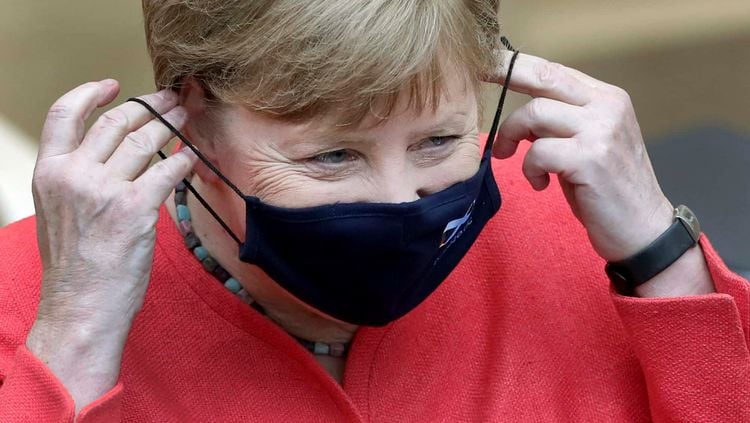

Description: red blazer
[1,145,748,422]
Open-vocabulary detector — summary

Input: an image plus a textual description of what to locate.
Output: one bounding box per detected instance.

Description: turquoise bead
[176,204,191,221]
[313,342,330,355]
[224,278,242,293]
[193,246,209,261]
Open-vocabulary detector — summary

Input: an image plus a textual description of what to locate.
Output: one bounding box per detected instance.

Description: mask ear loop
[127,97,244,245]
[128,38,519,245]
[484,37,520,154]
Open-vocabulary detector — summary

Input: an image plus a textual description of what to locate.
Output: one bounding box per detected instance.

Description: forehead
[220,64,480,151]
[307,66,479,136]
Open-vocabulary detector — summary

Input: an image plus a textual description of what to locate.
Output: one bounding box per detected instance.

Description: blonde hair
[142,0,501,124]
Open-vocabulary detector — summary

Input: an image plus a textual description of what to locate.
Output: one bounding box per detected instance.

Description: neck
[166,177,358,345]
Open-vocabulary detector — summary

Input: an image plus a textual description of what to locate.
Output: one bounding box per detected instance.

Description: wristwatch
[605,205,701,295]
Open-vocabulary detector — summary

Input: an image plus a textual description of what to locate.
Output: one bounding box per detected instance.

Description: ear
[178,77,221,185]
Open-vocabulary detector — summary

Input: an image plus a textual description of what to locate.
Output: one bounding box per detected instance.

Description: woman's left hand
[488,51,675,263]
[487,51,714,297]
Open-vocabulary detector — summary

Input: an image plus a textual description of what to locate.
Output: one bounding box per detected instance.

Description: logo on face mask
[439,201,476,249]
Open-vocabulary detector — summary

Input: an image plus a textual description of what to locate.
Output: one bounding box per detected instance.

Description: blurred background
[1,1,749,273]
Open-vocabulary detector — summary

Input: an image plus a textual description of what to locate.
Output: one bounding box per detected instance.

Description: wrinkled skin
[25,51,712,413]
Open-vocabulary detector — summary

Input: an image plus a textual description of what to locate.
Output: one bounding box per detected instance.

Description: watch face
[675,205,701,242]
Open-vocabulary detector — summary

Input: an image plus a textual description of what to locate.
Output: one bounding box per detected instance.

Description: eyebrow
[340,110,471,140]
[409,111,472,139]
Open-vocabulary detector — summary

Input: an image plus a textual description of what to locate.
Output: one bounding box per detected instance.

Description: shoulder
[434,140,612,325]
[0,215,42,304]
[461,140,604,282]
[482,141,593,255]
[0,216,43,374]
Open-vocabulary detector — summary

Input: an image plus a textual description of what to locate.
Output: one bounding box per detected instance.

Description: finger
[79,89,180,162]
[521,138,581,191]
[487,51,594,106]
[105,107,187,180]
[561,65,603,89]
[39,79,120,159]
[133,147,198,207]
[493,98,586,159]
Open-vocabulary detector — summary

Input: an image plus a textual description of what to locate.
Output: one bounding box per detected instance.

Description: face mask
[130,42,520,326]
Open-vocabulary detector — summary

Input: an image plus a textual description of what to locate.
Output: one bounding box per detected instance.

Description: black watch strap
[606,205,701,295]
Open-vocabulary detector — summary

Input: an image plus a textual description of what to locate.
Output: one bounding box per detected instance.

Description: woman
[0,1,748,421]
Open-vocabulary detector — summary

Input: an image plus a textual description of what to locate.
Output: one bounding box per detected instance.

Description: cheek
[214,144,305,207]
[385,143,481,200]
[232,156,357,208]
[422,139,482,194]
[220,135,483,209]
[241,161,322,207]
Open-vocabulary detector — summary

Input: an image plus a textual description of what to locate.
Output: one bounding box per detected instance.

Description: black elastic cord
[128,98,243,244]
[127,97,245,199]
[155,150,242,244]
[484,37,520,153]
[130,41,519,244]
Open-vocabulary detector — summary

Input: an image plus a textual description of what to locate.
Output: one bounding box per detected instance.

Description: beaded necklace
[173,182,350,358]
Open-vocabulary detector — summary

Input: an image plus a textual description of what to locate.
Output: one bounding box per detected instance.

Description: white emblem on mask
[439,201,476,248]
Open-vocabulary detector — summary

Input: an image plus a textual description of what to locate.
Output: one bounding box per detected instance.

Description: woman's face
[202,70,482,210]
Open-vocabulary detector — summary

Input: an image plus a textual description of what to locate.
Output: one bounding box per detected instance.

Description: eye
[311,149,357,165]
[411,135,459,152]
[427,136,452,147]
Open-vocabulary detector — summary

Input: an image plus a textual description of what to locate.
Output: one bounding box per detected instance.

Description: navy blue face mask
[130,42,520,326]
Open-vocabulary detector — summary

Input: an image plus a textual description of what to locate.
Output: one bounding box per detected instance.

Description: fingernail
[100,78,118,87]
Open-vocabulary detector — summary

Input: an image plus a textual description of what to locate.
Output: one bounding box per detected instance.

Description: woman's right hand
[25,80,196,413]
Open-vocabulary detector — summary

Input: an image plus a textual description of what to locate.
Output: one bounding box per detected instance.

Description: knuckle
[98,108,130,131]
[151,160,178,182]
[605,86,633,111]
[46,103,74,123]
[535,61,565,89]
[124,131,155,155]
[141,89,174,106]
[610,85,631,101]
[527,98,547,120]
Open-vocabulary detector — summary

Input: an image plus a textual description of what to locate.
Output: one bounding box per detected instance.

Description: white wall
[0,117,36,226]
